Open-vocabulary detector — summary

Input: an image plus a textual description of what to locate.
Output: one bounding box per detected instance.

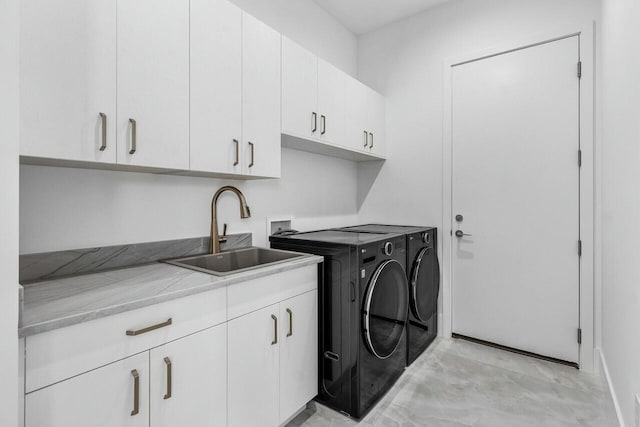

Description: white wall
[20,148,358,253]
[230,0,358,76]
[0,0,20,424]
[601,0,640,424]
[356,0,600,227]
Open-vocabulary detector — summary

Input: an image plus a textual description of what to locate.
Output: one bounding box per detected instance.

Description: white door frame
[441,22,596,372]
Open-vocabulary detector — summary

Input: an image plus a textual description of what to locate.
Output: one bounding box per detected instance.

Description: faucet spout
[210,186,251,254]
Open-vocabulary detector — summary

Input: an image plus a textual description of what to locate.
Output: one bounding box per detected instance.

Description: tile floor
[287,338,618,427]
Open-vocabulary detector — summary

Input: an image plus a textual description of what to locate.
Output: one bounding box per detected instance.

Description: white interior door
[451,36,580,363]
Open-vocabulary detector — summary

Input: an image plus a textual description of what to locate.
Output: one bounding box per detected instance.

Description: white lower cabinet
[24,267,318,427]
[25,352,150,427]
[228,304,280,427]
[228,290,318,427]
[150,325,227,427]
[279,290,318,424]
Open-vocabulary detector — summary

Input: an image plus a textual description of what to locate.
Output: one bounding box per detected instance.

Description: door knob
[455,230,472,238]
[455,214,464,222]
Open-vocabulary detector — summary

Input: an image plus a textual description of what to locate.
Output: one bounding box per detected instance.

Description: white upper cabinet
[116,0,190,170]
[345,76,386,157]
[282,37,318,140]
[20,0,116,163]
[367,89,386,157]
[281,38,384,161]
[19,0,382,172]
[190,0,243,175]
[345,77,370,152]
[282,39,347,148]
[317,60,347,147]
[241,12,282,178]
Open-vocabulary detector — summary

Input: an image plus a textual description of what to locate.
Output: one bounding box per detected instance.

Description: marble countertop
[19,253,323,337]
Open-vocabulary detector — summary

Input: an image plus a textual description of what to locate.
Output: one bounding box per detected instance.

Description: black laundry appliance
[269,230,409,419]
[340,225,439,366]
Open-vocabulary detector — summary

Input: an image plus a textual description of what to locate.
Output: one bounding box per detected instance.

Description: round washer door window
[410,247,440,322]
[363,259,409,359]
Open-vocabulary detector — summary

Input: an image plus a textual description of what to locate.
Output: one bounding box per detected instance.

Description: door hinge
[577,61,582,79]
[578,149,582,167]
[577,328,582,344]
[578,240,582,256]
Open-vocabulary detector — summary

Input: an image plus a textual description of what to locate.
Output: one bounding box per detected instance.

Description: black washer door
[410,247,440,322]
[363,259,409,359]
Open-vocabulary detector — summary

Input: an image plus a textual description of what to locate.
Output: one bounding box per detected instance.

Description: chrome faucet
[210,186,251,254]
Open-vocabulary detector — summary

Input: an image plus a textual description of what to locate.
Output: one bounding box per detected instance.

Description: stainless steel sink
[163,247,305,276]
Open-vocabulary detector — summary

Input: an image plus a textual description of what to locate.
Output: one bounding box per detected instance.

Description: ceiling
[313,0,450,35]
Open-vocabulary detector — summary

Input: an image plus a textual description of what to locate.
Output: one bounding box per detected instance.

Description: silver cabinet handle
[129,118,137,155]
[369,132,373,149]
[233,139,239,166]
[321,115,326,135]
[363,131,368,147]
[271,314,278,345]
[130,369,140,416]
[248,142,254,168]
[126,318,172,336]
[99,113,107,151]
[312,112,317,133]
[286,308,293,337]
[163,357,172,400]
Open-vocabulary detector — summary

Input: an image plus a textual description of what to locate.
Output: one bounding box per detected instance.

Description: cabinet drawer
[227,265,317,320]
[26,286,226,393]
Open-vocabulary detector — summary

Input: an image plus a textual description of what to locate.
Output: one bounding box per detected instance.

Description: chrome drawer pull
[126,318,172,336]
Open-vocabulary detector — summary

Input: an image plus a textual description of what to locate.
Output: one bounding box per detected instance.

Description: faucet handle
[219,223,228,244]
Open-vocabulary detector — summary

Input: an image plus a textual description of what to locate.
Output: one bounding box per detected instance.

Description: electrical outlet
[635,394,640,427]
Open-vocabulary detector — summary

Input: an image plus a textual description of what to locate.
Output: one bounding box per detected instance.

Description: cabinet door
[190,0,242,174]
[317,60,346,147]
[281,37,318,140]
[367,90,386,156]
[25,352,149,427]
[279,290,318,424]
[117,0,189,170]
[20,0,116,163]
[345,77,370,153]
[242,12,281,178]
[150,324,227,427]
[228,304,280,427]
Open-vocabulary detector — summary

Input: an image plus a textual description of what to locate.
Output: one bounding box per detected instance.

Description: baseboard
[597,348,626,427]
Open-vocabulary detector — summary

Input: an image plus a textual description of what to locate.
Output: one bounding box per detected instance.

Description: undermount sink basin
[163,247,305,276]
